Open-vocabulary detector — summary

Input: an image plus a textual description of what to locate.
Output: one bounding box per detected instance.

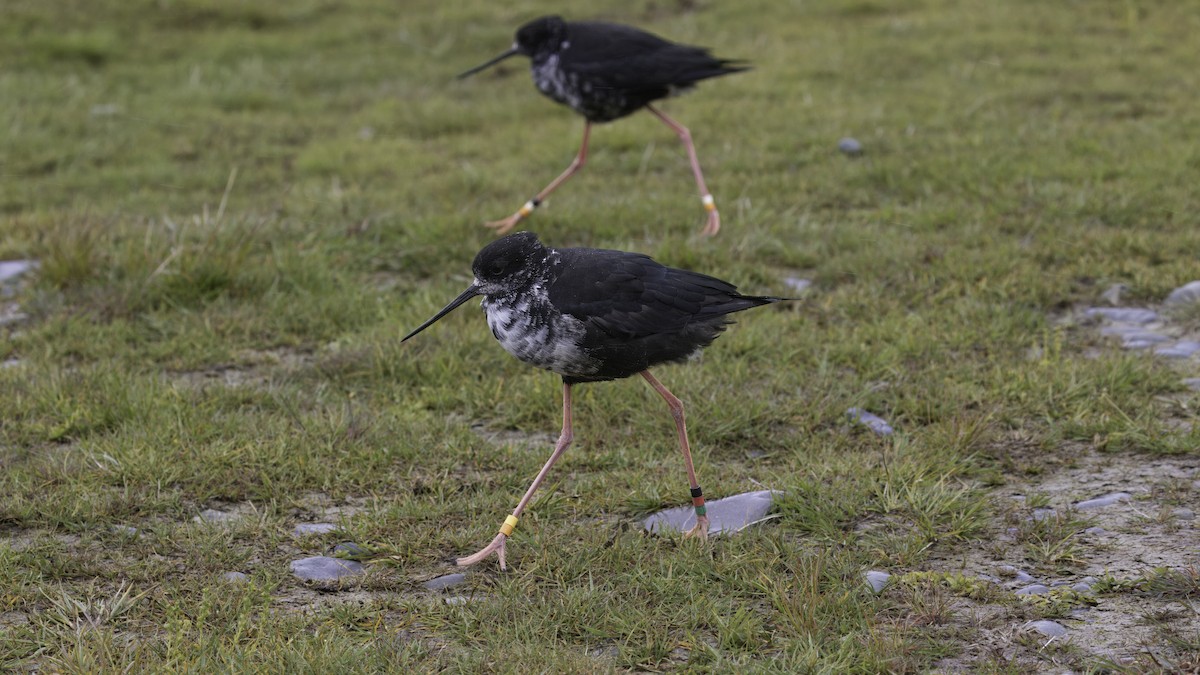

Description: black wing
[548,247,772,340]
[562,21,747,91]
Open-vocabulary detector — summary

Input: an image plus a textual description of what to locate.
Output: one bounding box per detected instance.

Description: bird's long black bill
[402,285,482,341]
[457,48,519,79]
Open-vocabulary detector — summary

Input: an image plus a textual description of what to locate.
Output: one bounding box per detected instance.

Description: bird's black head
[513,15,568,58]
[402,232,549,342]
[457,16,567,79]
[471,231,548,295]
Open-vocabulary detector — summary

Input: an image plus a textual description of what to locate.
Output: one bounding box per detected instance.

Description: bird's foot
[485,199,539,235]
[699,208,720,237]
[456,532,508,570]
[684,514,710,541]
[483,213,524,235]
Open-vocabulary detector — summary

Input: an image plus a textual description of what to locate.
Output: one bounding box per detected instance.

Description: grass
[2,0,1200,671]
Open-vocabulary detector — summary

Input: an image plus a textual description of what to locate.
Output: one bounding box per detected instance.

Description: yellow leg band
[517,201,536,217]
[701,194,716,212]
[499,514,519,537]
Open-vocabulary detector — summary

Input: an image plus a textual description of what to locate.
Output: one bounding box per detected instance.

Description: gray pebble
[424,573,468,591]
[645,490,776,536]
[837,137,863,155]
[783,277,812,293]
[290,556,364,582]
[1015,584,1050,595]
[444,596,470,606]
[1084,526,1109,536]
[998,565,1035,583]
[194,509,238,525]
[1173,508,1195,521]
[1050,580,1072,587]
[846,407,894,435]
[864,570,891,593]
[293,522,338,537]
[1031,508,1055,521]
[0,260,38,286]
[1071,582,1092,593]
[111,525,141,538]
[332,542,369,560]
[1023,620,1068,637]
[1084,307,1160,324]
[221,571,249,583]
[1155,341,1200,359]
[1183,378,1200,391]
[1074,492,1132,509]
[1165,280,1200,307]
[1100,284,1129,306]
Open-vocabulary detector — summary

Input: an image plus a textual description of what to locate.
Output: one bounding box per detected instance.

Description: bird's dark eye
[489,260,506,276]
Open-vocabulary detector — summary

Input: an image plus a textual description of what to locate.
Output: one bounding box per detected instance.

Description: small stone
[424,573,468,591]
[1071,582,1092,593]
[783,277,812,293]
[1050,580,1072,587]
[864,570,890,593]
[837,137,863,155]
[444,596,470,606]
[644,490,777,536]
[290,556,364,582]
[194,509,238,525]
[1155,341,1200,359]
[0,260,38,285]
[1183,378,1200,391]
[1015,584,1050,595]
[331,542,370,560]
[1173,508,1195,521]
[293,522,338,537]
[1074,492,1132,510]
[1031,508,1055,521]
[846,407,894,435]
[998,565,1035,583]
[1084,307,1160,324]
[221,571,249,583]
[111,525,141,537]
[1083,526,1109,536]
[1100,284,1129,306]
[1165,281,1200,307]
[1023,620,1068,638]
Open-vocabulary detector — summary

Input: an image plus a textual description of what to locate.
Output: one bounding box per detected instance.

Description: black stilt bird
[403,232,785,569]
[458,16,748,237]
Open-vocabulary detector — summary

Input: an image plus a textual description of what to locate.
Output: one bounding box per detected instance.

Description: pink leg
[640,371,710,539]
[485,123,592,235]
[457,382,575,569]
[646,105,721,237]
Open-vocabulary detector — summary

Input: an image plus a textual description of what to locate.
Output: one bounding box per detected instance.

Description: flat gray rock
[221,571,249,583]
[423,573,467,591]
[0,260,38,285]
[332,541,369,559]
[1031,508,1055,521]
[1024,620,1067,637]
[1015,584,1050,595]
[1154,341,1200,359]
[1165,280,1200,307]
[194,509,239,525]
[290,556,364,582]
[1071,582,1092,593]
[846,408,894,435]
[1084,307,1160,324]
[1173,508,1195,521]
[1074,492,1131,509]
[998,565,1035,583]
[783,277,812,293]
[1183,378,1200,391]
[864,570,890,593]
[838,137,863,155]
[645,490,777,536]
[293,522,338,536]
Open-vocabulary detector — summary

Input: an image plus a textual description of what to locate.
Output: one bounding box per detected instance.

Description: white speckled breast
[482,285,600,379]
